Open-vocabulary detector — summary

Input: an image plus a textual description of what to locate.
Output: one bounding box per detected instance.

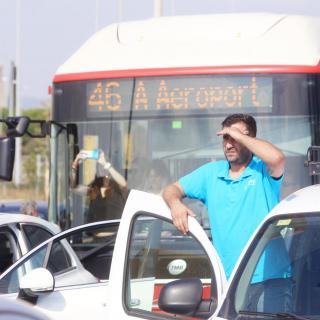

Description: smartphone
[80,149,100,160]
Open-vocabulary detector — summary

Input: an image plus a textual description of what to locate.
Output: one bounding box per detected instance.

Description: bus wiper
[276,312,311,320]
[159,142,218,160]
[239,310,311,320]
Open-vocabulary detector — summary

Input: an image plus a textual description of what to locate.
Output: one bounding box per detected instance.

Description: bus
[3,13,320,230]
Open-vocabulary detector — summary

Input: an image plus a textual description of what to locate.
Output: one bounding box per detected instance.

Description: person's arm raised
[162,181,196,235]
[98,151,127,188]
[71,152,85,188]
[217,127,285,178]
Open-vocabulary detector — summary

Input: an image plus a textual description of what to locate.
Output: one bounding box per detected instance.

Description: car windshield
[219,213,320,320]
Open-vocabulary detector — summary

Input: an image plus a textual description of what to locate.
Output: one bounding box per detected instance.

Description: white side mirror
[20,268,54,297]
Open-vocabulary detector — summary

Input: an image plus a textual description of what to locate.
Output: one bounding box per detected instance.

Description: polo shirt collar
[217,156,257,181]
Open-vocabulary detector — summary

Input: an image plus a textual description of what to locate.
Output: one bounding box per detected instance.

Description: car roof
[269,184,320,217]
[0,213,60,234]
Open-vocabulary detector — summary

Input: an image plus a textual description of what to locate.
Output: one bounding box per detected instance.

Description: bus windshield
[51,73,316,228]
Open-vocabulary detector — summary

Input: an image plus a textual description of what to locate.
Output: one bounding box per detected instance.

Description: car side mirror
[18,268,54,304]
[0,137,15,181]
[158,278,216,319]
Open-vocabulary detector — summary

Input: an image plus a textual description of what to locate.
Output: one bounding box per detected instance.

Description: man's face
[222,122,252,165]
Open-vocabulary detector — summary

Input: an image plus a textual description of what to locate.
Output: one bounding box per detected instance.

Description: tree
[21,108,50,191]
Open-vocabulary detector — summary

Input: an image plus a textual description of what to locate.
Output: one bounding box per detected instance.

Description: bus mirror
[6,116,30,137]
[304,146,320,175]
[67,123,78,145]
[26,120,47,138]
[0,137,15,181]
[5,117,47,138]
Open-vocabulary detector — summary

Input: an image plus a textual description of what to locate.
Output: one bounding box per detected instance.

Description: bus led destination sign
[87,75,272,116]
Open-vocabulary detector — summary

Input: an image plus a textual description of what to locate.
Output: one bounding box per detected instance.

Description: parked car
[0,213,60,274]
[0,200,48,220]
[0,186,319,320]
[0,219,121,320]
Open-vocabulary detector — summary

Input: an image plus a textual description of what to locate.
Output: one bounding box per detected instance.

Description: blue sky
[1,0,320,108]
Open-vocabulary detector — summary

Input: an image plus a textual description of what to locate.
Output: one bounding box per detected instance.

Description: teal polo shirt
[179,156,283,278]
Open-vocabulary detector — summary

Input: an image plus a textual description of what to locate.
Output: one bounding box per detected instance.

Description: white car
[0,296,51,320]
[0,186,320,320]
[0,213,60,273]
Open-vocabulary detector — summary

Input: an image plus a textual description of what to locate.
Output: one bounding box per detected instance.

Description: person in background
[86,174,128,221]
[72,150,128,222]
[163,113,285,279]
[20,200,39,217]
[142,159,170,195]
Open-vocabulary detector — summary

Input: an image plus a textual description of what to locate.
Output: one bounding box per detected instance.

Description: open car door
[107,190,227,319]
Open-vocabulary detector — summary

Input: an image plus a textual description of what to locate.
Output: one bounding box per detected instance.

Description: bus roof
[54,13,320,82]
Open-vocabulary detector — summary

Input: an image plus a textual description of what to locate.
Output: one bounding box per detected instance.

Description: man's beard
[225,148,252,165]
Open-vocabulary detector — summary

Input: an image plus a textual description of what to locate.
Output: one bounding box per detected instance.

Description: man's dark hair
[221,113,257,137]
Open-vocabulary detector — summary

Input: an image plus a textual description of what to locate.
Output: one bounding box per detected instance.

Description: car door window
[125,213,215,318]
[21,224,53,249]
[0,246,47,294]
[66,223,118,280]
[0,239,72,294]
[0,229,19,274]
[47,240,72,275]
[223,215,320,318]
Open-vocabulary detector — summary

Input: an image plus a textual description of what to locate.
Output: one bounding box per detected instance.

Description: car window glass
[230,215,320,318]
[65,223,118,280]
[125,214,215,318]
[0,246,47,294]
[21,225,53,249]
[0,238,73,294]
[0,230,18,274]
[47,240,72,275]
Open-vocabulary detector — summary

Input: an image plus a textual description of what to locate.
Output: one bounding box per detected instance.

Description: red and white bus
[49,12,320,229]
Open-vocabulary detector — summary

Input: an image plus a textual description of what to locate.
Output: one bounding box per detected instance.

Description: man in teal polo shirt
[163,113,285,278]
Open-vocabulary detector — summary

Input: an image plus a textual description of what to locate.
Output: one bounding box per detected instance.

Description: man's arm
[241,136,285,178]
[162,181,196,234]
[217,127,285,178]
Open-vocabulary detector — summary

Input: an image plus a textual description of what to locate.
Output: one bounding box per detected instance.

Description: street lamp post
[95,0,100,32]
[154,0,163,17]
[14,0,22,187]
[118,0,123,22]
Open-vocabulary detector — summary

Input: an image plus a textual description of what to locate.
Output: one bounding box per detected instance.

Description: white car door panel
[107,190,226,319]
[3,284,110,320]
[34,282,109,320]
